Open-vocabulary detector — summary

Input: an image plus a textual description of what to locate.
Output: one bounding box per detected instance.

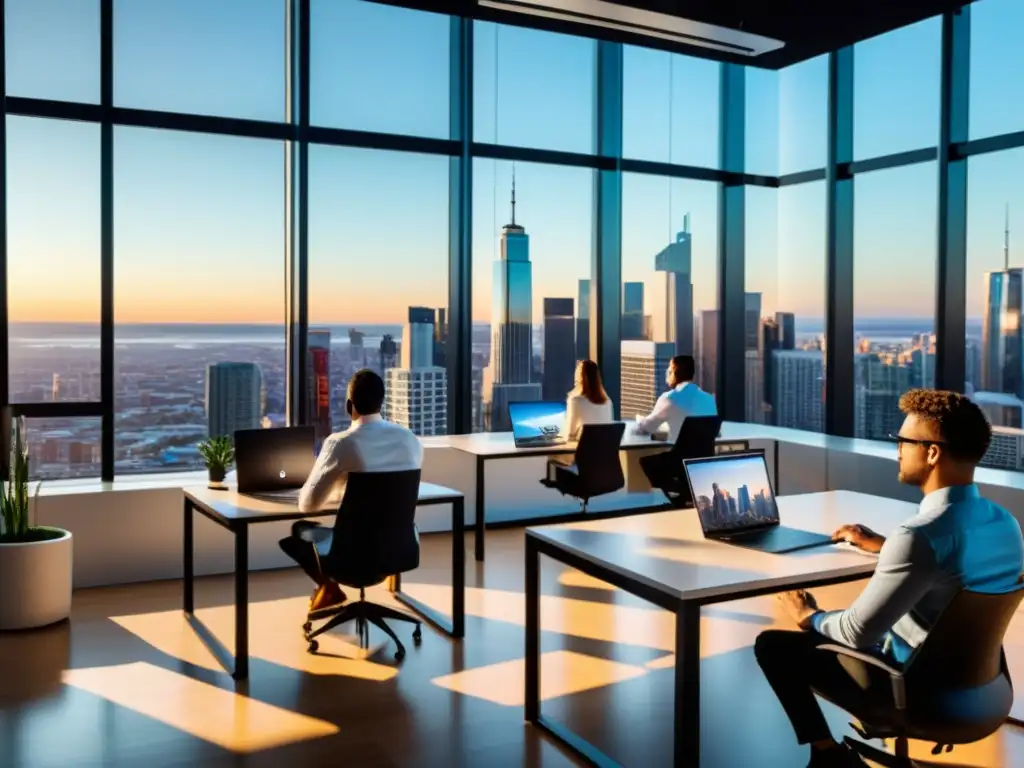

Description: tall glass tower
[485,172,541,431]
[654,214,694,355]
[982,209,1024,397]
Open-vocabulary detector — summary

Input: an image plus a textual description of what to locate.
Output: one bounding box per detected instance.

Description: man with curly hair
[754,389,1023,767]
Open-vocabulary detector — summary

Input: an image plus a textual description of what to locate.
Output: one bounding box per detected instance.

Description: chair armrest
[816,643,907,710]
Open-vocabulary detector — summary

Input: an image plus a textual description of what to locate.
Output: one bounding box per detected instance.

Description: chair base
[844,736,949,768]
[303,588,422,661]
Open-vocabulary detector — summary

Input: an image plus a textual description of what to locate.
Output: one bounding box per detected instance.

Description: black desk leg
[524,535,540,723]
[452,497,466,638]
[475,456,485,562]
[674,602,701,767]
[233,525,249,681]
[183,498,194,614]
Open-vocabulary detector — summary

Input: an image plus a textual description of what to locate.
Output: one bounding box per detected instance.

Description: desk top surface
[527,490,917,603]
[427,425,673,457]
[184,481,462,523]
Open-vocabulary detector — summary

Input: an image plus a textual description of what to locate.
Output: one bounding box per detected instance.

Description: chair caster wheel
[413,626,422,644]
[307,640,319,654]
[302,621,312,634]
[395,647,406,661]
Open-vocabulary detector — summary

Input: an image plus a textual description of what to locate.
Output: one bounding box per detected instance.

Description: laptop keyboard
[246,489,301,503]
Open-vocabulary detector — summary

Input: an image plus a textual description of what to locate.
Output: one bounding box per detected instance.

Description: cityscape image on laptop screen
[688,454,779,533]
[509,401,567,445]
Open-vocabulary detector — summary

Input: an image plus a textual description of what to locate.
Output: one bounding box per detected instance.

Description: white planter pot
[0,528,73,631]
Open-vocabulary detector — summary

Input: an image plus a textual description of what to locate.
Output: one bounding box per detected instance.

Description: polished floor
[1,528,1023,768]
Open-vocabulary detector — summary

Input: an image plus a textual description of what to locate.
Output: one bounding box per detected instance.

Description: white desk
[524,490,917,767]
[183,482,465,681]
[441,427,751,562]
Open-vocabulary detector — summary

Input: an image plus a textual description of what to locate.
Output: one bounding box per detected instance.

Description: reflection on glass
[853,17,940,160]
[621,175,717,418]
[308,146,450,438]
[7,117,101,404]
[23,418,102,481]
[5,0,100,103]
[471,161,592,432]
[113,128,285,475]
[853,163,937,441]
[966,149,1024,470]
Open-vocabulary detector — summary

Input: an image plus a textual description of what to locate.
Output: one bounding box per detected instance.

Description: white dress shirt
[297,414,423,513]
[562,393,615,440]
[635,381,718,443]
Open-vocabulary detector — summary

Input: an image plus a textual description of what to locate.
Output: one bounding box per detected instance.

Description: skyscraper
[485,173,541,431]
[698,309,718,395]
[622,282,646,341]
[348,328,366,366]
[761,318,782,423]
[576,278,590,362]
[772,350,825,432]
[543,298,575,400]
[307,329,332,439]
[982,209,1024,397]
[379,334,398,373]
[775,312,796,350]
[654,214,694,354]
[386,307,447,437]
[206,362,263,439]
[434,307,448,369]
[745,293,762,351]
[620,340,675,418]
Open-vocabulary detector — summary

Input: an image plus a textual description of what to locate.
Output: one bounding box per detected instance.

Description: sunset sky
[6,0,1024,326]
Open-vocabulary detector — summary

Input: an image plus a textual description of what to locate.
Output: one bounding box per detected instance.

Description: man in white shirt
[279,369,423,617]
[635,354,718,495]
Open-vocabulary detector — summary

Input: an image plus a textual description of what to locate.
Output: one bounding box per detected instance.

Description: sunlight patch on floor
[431,650,646,707]
[63,662,339,752]
[111,596,398,680]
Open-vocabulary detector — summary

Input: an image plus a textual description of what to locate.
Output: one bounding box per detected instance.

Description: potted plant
[198,435,234,487]
[0,416,73,631]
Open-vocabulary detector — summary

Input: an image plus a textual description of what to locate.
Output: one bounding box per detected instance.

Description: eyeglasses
[889,434,947,448]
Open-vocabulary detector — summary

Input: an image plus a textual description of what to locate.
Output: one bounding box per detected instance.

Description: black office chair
[651,414,723,507]
[813,585,1024,767]
[302,470,423,661]
[540,422,625,513]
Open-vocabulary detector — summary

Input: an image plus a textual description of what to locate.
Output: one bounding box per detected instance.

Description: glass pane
[7,117,101,403]
[308,147,449,438]
[623,46,720,168]
[854,163,938,440]
[472,160,592,431]
[474,23,595,154]
[744,67,778,176]
[854,17,941,160]
[966,148,1024,468]
[311,0,450,138]
[114,0,285,122]
[779,55,828,174]
[114,129,285,475]
[621,173,719,414]
[970,0,1024,140]
[5,0,100,103]
[23,417,102,481]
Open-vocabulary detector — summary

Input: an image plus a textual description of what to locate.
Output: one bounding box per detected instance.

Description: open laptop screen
[683,451,779,535]
[508,401,567,446]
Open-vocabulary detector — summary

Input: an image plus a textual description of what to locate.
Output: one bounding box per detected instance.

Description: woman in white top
[563,359,615,440]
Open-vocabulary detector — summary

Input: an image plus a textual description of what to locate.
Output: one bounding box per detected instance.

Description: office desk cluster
[177,432,912,767]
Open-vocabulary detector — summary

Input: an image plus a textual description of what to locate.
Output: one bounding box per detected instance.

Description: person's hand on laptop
[775,589,819,630]
[831,523,885,554]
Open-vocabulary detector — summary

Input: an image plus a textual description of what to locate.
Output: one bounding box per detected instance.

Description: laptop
[682,450,835,554]
[235,426,316,502]
[509,401,568,448]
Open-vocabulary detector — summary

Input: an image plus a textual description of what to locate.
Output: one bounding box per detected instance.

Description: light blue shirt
[635,381,718,443]
[809,484,1023,664]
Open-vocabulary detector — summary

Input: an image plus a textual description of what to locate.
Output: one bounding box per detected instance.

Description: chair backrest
[670,415,723,460]
[574,422,626,497]
[905,585,1024,689]
[325,469,422,582]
